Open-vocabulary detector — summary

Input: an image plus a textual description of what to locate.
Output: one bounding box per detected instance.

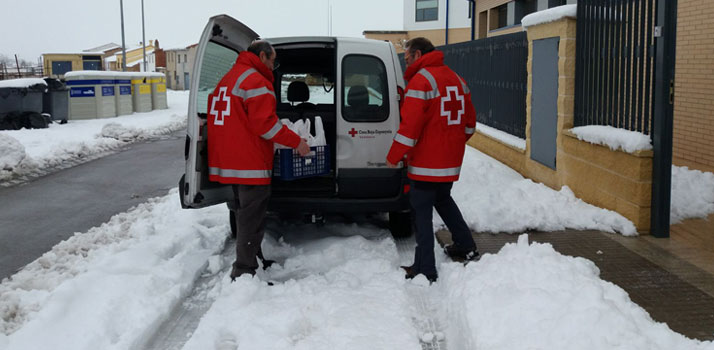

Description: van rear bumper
[266,194,410,214]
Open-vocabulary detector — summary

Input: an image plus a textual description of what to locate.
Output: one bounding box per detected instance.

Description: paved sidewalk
[436,229,714,341]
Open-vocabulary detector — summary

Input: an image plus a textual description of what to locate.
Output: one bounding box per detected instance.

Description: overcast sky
[1,0,404,62]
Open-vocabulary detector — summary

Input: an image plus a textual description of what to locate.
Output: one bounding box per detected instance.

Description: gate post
[650,0,678,238]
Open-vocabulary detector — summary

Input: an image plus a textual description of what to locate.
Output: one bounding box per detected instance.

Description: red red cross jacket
[207,51,300,185]
[386,50,476,182]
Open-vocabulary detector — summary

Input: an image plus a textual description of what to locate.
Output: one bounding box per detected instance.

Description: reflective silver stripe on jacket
[231,68,257,96]
[465,127,475,135]
[408,165,461,177]
[234,86,275,100]
[261,120,283,140]
[394,133,417,147]
[405,90,428,100]
[458,77,470,94]
[417,69,440,99]
[209,167,272,179]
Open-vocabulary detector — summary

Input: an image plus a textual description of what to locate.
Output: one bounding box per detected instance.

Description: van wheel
[229,210,237,239]
[389,211,412,238]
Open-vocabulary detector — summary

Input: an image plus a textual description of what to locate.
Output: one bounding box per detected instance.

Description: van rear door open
[180,15,259,209]
[335,39,404,199]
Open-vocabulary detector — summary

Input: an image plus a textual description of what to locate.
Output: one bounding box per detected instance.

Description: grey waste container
[148,73,168,110]
[131,73,152,112]
[65,71,117,120]
[0,78,47,116]
[42,78,69,122]
[114,73,133,116]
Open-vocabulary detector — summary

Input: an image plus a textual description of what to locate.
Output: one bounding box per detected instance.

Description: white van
[178,15,411,236]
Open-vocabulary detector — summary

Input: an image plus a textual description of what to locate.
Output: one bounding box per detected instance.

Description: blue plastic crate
[273,145,330,181]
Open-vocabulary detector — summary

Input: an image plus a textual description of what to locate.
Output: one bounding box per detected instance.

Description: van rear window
[341,55,389,122]
[196,42,238,114]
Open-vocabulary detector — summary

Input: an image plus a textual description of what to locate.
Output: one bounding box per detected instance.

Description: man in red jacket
[208,40,309,281]
[387,37,479,282]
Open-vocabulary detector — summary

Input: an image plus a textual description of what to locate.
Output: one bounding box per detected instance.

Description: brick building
[673,0,714,172]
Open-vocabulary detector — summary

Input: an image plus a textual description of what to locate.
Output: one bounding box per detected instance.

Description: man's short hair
[247,40,274,58]
[405,37,435,55]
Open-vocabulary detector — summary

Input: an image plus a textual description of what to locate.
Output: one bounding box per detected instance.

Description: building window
[178,55,181,63]
[416,0,438,22]
[184,54,187,62]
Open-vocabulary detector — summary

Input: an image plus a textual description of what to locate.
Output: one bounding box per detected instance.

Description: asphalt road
[0,131,186,280]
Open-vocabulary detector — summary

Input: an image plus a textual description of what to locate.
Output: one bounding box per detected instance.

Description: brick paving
[436,229,714,341]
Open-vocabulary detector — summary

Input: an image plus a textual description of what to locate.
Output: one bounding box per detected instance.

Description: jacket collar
[404,50,445,82]
[236,51,274,83]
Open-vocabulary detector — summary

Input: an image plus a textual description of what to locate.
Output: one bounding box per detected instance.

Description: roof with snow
[84,43,122,53]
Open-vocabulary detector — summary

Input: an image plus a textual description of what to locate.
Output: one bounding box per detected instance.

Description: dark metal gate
[438,32,528,138]
[574,0,678,237]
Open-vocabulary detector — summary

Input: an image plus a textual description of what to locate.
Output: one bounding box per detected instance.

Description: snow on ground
[445,146,638,235]
[570,125,653,153]
[0,90,188,185]
[439,235,714,350]
[0,189,227,349]
[1,190,712,349]
[671,165,714,224]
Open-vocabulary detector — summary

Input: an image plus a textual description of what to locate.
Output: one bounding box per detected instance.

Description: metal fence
[574,0,657,135]
[438,32,529,138]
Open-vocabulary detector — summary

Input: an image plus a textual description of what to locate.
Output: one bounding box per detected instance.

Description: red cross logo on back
[348,128,358,137]
[210,86,230,126]
[440,86,464,125]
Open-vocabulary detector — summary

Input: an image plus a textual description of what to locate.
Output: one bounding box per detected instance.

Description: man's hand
[386,159,399,168]
[296,139,310,156]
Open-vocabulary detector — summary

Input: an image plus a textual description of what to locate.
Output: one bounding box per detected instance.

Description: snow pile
[0,78,47,89]
[0,90,188,184]
[476,122,526,150]
[570,125,653,153]
[448,147,638,235]
[183,226,420,350]
[522,4,577,28]
[671,166,714,223]
[0,189,227,349]
[439,234,714,350]
[0,134,25,171]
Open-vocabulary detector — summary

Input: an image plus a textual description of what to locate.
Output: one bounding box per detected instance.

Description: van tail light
[403,184,410,194]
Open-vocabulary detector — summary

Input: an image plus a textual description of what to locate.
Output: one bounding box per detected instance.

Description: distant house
[111,40,166,73]
[42,52,105,78]
[165,44,197,90]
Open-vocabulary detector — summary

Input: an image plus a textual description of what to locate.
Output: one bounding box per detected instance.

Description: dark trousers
[409,180,476,277]
[231,184,271,277]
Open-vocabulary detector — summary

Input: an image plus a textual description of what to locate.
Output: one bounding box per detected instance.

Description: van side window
[341,55,389,122]
[196,42,238,114]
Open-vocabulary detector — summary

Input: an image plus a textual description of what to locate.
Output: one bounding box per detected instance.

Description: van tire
[229,210,237,239]
[389,211,412,238]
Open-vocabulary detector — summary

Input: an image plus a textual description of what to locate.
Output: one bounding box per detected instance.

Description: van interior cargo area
[271,45,337,198]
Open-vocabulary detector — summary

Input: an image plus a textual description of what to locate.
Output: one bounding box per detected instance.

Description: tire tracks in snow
[144,238,236,350]
[395,237,449,350]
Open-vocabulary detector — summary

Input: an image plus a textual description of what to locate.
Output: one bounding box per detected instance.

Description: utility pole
[141,0,147,72]
[120,0,127,71]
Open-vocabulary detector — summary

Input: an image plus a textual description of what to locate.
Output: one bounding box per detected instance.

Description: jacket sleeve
[461,77,476,144]
[242,82,301,149]
[386,77,431,164]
